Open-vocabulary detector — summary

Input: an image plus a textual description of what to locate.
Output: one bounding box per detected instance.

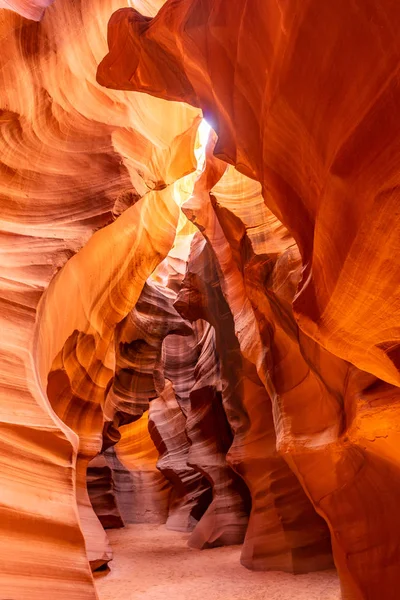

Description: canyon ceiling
[0,1,400,600]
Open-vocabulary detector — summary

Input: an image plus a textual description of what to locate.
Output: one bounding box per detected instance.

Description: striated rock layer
[176,229,332,571]
[1,0,400,599]
[87,454,124,530]
[98,0,400,387]
[148,379,212,533]
[110,414,172,524]
[0,0,200,596]
[98,3,400,599]
[184,319,251,549]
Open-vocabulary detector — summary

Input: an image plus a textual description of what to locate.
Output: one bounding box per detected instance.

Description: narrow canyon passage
[94,525,340,600]
[1,1,400,600]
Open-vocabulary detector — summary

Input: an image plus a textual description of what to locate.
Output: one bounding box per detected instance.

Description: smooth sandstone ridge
[0,0,198,596]
[96,3,400,599]
[0,1,399,600]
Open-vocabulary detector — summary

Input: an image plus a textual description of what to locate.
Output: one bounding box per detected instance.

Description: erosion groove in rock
[148,379,212,532]
[87,454,124,530]
[174,279,251,549]
[42,183,183,570]
[0,0,199,595]
[103,279,192,438]
[98,0,400,387]
[112,414,172,524]
[176,229,332,572]
[95,3,400,598]
[1,1,399,599]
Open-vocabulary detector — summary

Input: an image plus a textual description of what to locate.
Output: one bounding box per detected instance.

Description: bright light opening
[194,118,211,173]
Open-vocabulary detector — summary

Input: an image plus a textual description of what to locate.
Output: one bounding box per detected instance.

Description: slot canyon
[0,1,400,599]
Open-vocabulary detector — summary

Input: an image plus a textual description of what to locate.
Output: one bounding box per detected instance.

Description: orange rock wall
[0,0,198,596]
[1,1,400,600]
[97,3,400,599]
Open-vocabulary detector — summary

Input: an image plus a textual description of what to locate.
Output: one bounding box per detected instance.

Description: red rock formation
[176,229,332,571]
[174,274,251,548]
[87,454,124,530]
[148,379,212,532]
[98,278,197,527]
[2,0,400,598]
[186,157,336,572]
[98,0,400,387]
[184,136,400,594]
[98,3,400,598]
[41,184,186,570]
[103,279,192,438]
[111,414,172,524]
[0,0,200,595]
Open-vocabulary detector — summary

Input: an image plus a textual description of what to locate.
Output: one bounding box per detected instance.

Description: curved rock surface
[175,269,251,549]
[0,0,199,595]
[112,413,172,524]
[148,379,212,532]
[1,1,400,599]
[103,279,192,440]
[97,3,400,598]
[0,0,53,21]
[98,0,400,388]
[87,454,124,530]
[176,228,332,572]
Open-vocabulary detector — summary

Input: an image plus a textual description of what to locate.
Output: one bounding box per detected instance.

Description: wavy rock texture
[148,379,212,532]
[0,0,53,21]
[103,278,192,442]
[174,275,251,549]
[182,135,400,594]
[110,413,172,524]
[98,3,400,598]
[41,181,187,570]
[188,155,336,572]
[98,276,200,529]
[176,227,332,572]
[97,0,400,387]
[0,0,200,596]
[87,454,124,530]
[203,146,400,598]
[2,1,400,599]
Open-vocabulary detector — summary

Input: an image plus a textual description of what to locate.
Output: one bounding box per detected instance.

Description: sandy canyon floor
[94,524,341,600]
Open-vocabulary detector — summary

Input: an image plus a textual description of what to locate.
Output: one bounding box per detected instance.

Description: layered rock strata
[0,0,199,595]
[98,0,400,387]
[174,282,251,549]
[1,1,400,599]
[176,230,332,572]
[87,454,124,530]
[102,279,192,442]
[148,379,212,532]
[108,414,172,524]
[97,3,400,597]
